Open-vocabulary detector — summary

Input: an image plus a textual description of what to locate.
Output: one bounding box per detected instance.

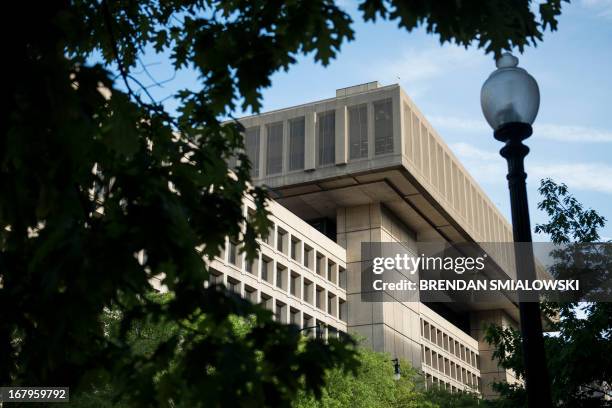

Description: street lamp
[480,52,552,408]
[298,323,324,340]
[391,358,401,381]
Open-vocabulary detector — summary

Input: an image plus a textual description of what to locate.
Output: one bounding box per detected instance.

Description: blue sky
[129,0,612,240]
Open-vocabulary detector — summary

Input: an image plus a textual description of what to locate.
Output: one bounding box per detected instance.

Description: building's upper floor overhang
[234,82,513,246]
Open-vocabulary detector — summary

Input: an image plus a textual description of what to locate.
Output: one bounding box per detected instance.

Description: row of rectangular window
[253,257,346,320]
[421,319,479,369]
[227,210,346,288]
[224,240,346,320]
[259,221,347,289]
[242,99,394,177]
[423,346,479,389]
[425,373,479,394]
[208,268,347,322]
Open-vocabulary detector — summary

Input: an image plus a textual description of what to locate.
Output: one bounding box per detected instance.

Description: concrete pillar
[337,203,422,368]
[470,310,522,398]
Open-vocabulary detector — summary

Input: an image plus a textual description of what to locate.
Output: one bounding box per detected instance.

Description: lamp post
[391,358,401,381]
[480,52,552,408]
[298,323,324,340]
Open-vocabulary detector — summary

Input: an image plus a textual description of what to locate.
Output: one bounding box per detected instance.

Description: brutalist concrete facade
[215,82,525,397]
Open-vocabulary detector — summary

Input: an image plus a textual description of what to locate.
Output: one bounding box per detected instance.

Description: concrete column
[337,203,422,368]
[470,310,521,398]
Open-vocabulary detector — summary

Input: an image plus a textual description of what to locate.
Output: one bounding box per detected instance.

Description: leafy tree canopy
[486,178,611,408]
[3,1,566,406]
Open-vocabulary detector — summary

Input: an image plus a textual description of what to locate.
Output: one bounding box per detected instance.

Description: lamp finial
[496,52,519,69]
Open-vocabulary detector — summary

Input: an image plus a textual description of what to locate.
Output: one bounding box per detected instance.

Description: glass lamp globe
[480,53,540,131]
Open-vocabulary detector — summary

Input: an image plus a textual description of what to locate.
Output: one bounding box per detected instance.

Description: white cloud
[530,163,612,194]
[449,141,612,194]
[536,123,612,142]
[429,115,612,143]
[581,0,612,18]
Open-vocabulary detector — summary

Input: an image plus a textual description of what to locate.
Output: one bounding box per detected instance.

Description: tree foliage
[485,178,612,407]
[293,344,483,408]
[360,0,566,56]
[3,1,567,406]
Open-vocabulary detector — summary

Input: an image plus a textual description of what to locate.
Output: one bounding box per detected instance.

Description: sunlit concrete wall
[338,202,482,393]
[208,196,348,336]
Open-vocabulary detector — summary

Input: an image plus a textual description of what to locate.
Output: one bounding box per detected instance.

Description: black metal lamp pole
[298,324,324,339]
[481,52,553,408]
[391,358,401,381]
[495,121,552,408]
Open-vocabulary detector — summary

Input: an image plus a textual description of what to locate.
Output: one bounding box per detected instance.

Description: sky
[129,0,612,241]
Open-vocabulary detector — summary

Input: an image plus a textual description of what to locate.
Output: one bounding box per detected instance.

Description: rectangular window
[339,299,347,322]
[276,264,287,291]
[260,292,272,311]
[328,260,337,283]
[244,285,257,303]
[290,307,300,325]
[316,286,325,311]
[209,269,223,286]
[327,294,335,317]
[228,240,238,266]
[277,227,287,254]
[245,255,258,275]
[317,111,335,165]
[316,253,325,277]
[304,279,313,304]
[374,99,393,155]
[289,117,305,170]
[338,266,346,289]
[264,223,275,247]
[303,314,313,336]
[266,122,283,175]
[227,277,240,294]
[348,104,368,159]
[262,256,272,283]
[245,127,260,177]
[275,300,286,323]
[290,272,300,297]
[304,244,314,270]
[291,238,301,262]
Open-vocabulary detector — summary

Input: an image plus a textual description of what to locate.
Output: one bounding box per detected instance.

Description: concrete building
[211,82,522,397]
